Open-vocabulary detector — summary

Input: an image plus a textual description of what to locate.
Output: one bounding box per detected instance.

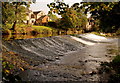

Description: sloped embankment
[2,35,84,62]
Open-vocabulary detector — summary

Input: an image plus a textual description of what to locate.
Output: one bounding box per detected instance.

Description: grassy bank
[91,32,120,37]
[2,24,32,35]
[32,25,53,31]
[2,24,58,35]
[32,25,58,34]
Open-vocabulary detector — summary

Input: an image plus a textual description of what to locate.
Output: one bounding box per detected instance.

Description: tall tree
[48,1,87,30]
[2,1,34,31]
[2,2,15,25]
[59,7,87,30]
[10,2,29,31]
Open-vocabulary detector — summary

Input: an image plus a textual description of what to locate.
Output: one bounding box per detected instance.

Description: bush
[112,55,120,66]
[99,55,120,82]
[48,22,57,28]
[2,24,12,29]
[116,28,120,35]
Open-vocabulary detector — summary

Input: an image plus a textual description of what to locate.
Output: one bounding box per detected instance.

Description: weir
[2,34,118,81]
[2,35,84,61]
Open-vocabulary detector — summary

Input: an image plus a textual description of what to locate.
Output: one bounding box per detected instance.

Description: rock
[55,57,60,60]
[59,54,64,56]
[89,71,97,75]
[105,55,108,57]
[85,60,87,62]
[89,55,92,56]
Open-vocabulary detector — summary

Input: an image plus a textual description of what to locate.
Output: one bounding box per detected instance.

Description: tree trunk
[11,21,17,31]
[11,3,18,32]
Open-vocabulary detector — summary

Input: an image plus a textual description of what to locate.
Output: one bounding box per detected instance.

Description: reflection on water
[2,31,81,40]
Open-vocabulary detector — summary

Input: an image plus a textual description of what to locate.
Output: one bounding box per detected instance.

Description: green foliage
[48,13,58,22]
[116,28,120,35]
[48,1,87,30]
[2,2,34,31]
[47,0,69,15]
[59,7,87,29]
[2,2,14,24]
[81,2,120,33]
[2,24,12,29]
[112,55,120,66]
[2,2,27,24]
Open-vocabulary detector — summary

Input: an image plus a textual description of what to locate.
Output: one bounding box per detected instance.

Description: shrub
[112,55,120,66]
[99,55,120,82]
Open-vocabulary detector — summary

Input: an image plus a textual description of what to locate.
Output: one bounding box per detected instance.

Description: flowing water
[2,33,119,81]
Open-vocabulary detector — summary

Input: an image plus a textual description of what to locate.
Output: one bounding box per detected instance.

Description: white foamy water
[79,33,109,42]
[70,33,115,45]
[70,36,96,45]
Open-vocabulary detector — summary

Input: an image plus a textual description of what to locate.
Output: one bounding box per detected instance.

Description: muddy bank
[2,34,119,82]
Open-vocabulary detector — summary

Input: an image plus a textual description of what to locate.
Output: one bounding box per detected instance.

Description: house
[35,15,50,26]
[86,17,94,31]
[24,10,50,25]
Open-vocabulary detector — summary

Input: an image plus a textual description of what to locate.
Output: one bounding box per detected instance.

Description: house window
[32,20,34,23]
[41,13,43,15]
[31,14,35,18]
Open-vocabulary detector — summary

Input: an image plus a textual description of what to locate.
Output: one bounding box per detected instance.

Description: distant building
[24,10,50,25]
[86,16,94,31]
[36,15,50,26]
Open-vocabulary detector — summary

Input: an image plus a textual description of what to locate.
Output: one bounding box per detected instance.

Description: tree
[2,1,34,31]
[59,7,87,30]
[48,12,58,22]
[47,0,69,15]
[2,2,15,25]
[48,1,87,30]
[81,2,120,32]
[10,2,29,31]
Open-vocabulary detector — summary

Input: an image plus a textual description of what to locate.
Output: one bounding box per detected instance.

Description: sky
[30,0,82,14]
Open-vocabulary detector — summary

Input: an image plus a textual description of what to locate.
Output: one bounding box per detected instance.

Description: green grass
[32,25,53,31]
[32,25,58,33]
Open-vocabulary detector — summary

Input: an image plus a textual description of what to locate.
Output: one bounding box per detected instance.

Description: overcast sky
[30,0,82,14]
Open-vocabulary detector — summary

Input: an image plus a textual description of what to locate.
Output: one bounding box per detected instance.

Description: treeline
[47,1,88,31]
[48,0,120,33]
[2,1,120,34]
